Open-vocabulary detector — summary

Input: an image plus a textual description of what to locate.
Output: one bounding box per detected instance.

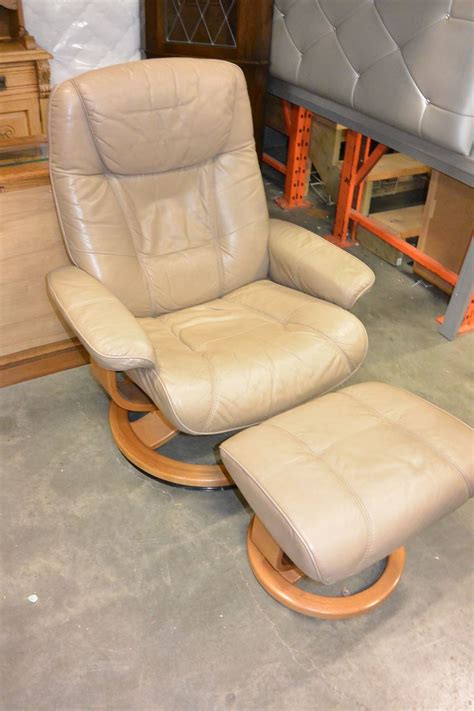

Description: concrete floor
[1,182,473,710]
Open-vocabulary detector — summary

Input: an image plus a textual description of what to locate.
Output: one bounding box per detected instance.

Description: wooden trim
[0,159,49,190]
[90,359,155,413]
[109,400,233,489]
[251,516,303,584]
[0,337,89,387]
[247,517,405,619]
[0,134,46,152]
[90,360,233,488]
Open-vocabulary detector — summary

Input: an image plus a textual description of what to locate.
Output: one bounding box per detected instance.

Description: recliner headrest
[50,57,252,176]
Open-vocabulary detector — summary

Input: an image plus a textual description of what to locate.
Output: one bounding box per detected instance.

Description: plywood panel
[0,182,74,356]
[357,206,424,267]
[371,205,424,240]
[367,153,430,182]
[414,171,473,293]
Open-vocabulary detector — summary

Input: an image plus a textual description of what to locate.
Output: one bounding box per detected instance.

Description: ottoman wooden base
[247,516,405,619]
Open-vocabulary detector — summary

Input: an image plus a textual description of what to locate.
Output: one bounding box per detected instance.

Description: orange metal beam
[262,152,286,175]
[355,143,388,185]
[281,99,292,135]
[265,99,312,209]
[324,123,469,337]
[349,210,458,286]
[328,130,362,245]
[351,137,372,241]
[275,104,312,209]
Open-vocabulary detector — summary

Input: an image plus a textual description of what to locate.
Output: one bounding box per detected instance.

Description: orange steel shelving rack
[263,99,473,340]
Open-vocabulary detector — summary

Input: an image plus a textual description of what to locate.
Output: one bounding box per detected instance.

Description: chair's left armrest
[47,266,155,371]
[269,219,375,310]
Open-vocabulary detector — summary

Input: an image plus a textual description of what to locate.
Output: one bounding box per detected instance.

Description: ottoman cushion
[220,383,473,585]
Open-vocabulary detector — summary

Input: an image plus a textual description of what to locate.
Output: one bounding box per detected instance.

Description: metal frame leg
[263,99,312,209]
[275,103,312,209]
[438,239,474,340]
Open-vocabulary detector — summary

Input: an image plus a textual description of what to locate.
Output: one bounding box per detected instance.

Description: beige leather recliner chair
[47,57,375,488]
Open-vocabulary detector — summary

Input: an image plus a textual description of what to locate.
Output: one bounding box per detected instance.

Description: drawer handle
[0,76,6,91]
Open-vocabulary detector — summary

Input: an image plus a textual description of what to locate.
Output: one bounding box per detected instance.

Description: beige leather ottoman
[220,382,473,619]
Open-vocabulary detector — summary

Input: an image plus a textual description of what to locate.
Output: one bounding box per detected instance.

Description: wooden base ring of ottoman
[220,383,473,619]
[247,516,405,619]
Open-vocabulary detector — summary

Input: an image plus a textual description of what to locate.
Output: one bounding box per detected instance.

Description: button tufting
[270,0,473,158]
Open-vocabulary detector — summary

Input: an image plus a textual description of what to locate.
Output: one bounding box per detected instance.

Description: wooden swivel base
[247,517,405,619]
[91,361,232,489]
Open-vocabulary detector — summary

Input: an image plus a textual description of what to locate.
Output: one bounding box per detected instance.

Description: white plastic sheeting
[23,0,141,85]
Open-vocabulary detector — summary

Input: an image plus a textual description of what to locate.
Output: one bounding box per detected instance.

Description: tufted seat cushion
[128,280,368,435]
[221,382,473,584]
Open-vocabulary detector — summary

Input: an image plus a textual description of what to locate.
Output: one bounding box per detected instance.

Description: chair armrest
[269,219,375,310]
[47,266,155,371]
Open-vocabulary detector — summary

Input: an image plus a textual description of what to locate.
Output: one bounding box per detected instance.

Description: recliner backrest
[49,58,270,317]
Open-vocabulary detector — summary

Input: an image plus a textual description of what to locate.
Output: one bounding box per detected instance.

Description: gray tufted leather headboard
[270,0,474,180]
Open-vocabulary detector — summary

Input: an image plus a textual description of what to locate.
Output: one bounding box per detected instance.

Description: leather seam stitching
[69,80,110,173]
[201,353,220,431]
[47,282,154,369]
[286,306,359,371]
[218,216,263,239]
[347,276,375,308]
[160,322,218,430]
[136,240,214,259]
[195,323,279,350]
[67,297,116,310]
[107,176,156,314]
[221,299,285,324]
[166,319,277,352]
[339,391,472,497]
[263,421,375,572]
[209,159,226,294]
[220,447,327,583]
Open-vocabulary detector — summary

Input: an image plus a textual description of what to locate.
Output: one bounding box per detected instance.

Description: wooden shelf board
[0,42,51,61]
[369,205,425,240]
[366,154,431,182]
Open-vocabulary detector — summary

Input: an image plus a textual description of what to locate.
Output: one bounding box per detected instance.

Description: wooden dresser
[143,0,274,155]
[0,0,51,148]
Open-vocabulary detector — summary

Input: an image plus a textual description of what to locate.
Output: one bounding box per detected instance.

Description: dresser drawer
[0,96,42,143]
[0,61,38,97]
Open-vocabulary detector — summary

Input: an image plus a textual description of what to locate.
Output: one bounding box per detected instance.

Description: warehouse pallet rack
[263,92,473,341]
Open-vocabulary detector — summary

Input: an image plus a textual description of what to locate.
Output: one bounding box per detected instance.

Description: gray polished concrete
[1,186,473,710]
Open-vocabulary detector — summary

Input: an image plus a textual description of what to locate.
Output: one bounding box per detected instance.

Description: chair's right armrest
[269,219,375,310]
[47,266,155,371]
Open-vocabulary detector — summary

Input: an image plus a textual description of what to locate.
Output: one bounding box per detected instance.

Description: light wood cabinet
[0,179,73,356]
[0,163,88,386]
